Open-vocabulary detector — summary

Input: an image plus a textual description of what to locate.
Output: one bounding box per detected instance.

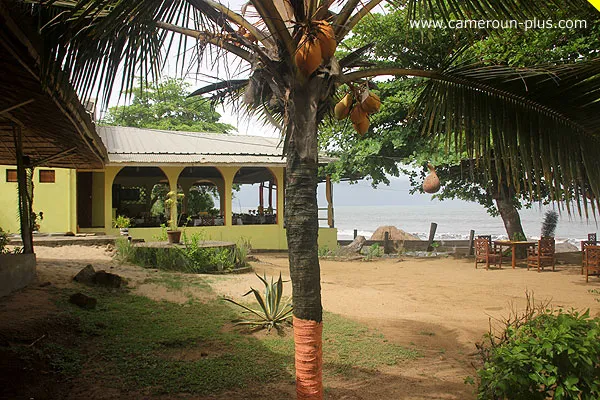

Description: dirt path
[3,246,599,399]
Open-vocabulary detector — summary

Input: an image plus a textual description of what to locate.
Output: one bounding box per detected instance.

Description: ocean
[326,203,599,246]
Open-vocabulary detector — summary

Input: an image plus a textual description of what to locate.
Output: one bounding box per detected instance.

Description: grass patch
[142,272,211,292]
[36,281,419,396]
[259,311,419,376]
[62,289,289,395]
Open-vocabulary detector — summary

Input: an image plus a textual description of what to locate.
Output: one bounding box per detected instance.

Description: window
[39,170,55,183]
[6,169,17,182]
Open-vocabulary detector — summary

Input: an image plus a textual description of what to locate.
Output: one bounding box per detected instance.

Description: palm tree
[30,0,600,397]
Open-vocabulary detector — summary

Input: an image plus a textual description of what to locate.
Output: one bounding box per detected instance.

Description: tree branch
[200,0,274,48]
[156,22,252,62]
[334,0,361,38]
[250,0,295,61]
[338,0,385,40]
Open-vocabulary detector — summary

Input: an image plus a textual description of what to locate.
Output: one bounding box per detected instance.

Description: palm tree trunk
[494,183,526,241]
[285,80,324,400]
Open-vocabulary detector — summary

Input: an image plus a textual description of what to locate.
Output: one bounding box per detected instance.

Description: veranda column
[217,167,238,226]
[103,166,121,233]
[161,167,184,227]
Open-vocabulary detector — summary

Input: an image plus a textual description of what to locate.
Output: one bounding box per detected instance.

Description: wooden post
[353,229,358,239]
[13,125,33,254]
[427,222,437,252]
[384,231,390,254]
[326,175,334,228]
[468,230,475,256]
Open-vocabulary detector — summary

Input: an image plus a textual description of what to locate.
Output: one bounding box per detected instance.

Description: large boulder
[69,293,97,310]
[73,264,96,285]
[93,271,123,288]
[370,226,420,241]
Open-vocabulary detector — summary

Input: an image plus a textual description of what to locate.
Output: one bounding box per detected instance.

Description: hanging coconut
[353,118,370,135]
[423,163,441,194]
[295,34,322,77]
[315,20,337,60]
[334,93,353,120]
[350,103,367,125]
[361,92,381,114]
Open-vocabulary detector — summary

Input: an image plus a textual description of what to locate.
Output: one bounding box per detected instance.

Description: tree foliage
[101,78,233,133]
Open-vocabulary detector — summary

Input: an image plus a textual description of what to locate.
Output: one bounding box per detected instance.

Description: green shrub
[115,233,241,273]
[364,243,383,260]
[477,307,600,400]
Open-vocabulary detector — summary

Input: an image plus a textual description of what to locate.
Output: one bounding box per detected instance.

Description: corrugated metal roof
[96,126,336,165]
[98,126,283,156]
[108,153,286,165]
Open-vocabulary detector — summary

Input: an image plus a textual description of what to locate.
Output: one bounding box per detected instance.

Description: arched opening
[112,167,169,227]
[232,167,277,225]
[177,167,224,226]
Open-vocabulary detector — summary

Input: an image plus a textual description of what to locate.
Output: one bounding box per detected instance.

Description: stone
[69,293,97,310]
[73,264,95,285]
[93,271,123,288]
[370,226,420,241]
[343,236,366,254]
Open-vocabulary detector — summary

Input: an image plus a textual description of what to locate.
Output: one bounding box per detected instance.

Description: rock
[344,236,366,254]
[370,226,420,241]
[73,264,96,285]
[69,293,97,310]
[555,242,578,253]
[105,244,115,252]
[38,281,52,288]
[93,271,123,288]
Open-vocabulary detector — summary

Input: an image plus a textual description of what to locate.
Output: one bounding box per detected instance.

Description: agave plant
[224,273,293,332]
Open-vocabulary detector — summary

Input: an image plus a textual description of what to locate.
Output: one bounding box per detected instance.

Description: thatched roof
[0,0,107,169]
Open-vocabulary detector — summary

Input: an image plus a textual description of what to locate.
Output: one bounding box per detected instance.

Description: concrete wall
[0,166,76,234]
[0,253,36,297]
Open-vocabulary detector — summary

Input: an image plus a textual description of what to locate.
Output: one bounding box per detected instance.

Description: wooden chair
[475,237,502,270]
[527,237,555,272]
[584,245,600,282]
[581,240,599,274]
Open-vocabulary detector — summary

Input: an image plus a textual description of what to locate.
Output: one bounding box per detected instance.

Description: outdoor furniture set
[476,233,600,282]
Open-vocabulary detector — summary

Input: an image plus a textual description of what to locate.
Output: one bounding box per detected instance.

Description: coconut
[353,118,369,135]
[423,164,441,194]
[350,104,367,124]
[361,92,381,114]
[295,34,322,77]
[334,93,352,120]
[315,21,336,60]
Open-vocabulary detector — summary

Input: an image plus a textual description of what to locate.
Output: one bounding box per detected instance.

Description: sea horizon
[325,204,599,246]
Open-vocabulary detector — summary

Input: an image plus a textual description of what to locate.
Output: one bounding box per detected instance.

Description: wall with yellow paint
[104,225,337,250]
[0,163,337,250]
[91,172,105,227]
[0,165,76,234]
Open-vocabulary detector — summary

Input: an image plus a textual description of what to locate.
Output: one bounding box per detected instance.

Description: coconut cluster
[295,21,337,77]
[334,89,381,135]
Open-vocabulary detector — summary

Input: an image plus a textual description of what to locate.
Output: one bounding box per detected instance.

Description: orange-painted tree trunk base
[293,316,323,400]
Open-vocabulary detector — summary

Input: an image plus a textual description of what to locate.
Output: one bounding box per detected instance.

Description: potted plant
[113,215,131,236]
[164,190,185,243]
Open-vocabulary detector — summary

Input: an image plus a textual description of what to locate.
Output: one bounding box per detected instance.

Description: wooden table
[494,240,538,269]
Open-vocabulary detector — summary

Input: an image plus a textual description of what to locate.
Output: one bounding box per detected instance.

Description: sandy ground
[3,246,600,399]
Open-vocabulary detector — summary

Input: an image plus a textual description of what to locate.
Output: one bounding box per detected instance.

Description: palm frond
[414,58,600,213]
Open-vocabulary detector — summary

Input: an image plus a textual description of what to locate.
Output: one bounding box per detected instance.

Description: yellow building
[0,126,337,250]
